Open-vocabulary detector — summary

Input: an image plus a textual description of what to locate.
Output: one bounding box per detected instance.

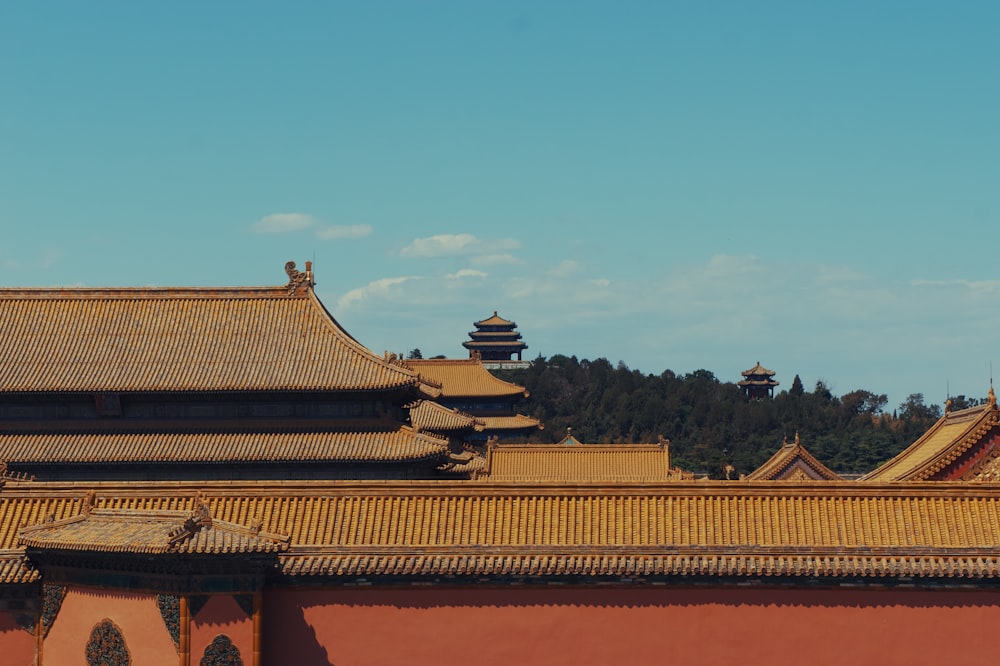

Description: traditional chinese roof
[19,504,289,555]
[482,436,678,482]
[746,434,842,481]
[741,362,776,378]
[5,480,1000,582]
[0,263,425,394]
[0,426,450,465]
[476,414,543,432]
[406,358,529,398]
[473,311,517,328]
[407,401,483,434]
[862,392,1000,482]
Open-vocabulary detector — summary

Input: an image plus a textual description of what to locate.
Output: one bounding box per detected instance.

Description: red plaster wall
[42,587,177,666]
[264,586,1000,666]
[0,612,35,666]
[191,594,254,665]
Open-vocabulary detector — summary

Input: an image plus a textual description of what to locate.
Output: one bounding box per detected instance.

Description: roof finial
[990,386,996,407]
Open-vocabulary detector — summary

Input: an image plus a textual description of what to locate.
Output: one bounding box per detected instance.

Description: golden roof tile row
[484,444,675,482]
[3,481,1000,580]
[0,428,449,464]
[0,285,421,393]
[405,358,529,398]
[19,507,289,555]
[407,401,483,433]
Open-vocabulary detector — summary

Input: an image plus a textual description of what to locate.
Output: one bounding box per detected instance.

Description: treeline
[495,355,980,479]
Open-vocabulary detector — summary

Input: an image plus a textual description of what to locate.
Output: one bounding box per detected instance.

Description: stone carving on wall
[40,584,65,637]
[157,594,180,650]
[200,634,244,666]
[86,618,131,666]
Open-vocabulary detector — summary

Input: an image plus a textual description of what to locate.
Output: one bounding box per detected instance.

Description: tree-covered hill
[495,355,973,479]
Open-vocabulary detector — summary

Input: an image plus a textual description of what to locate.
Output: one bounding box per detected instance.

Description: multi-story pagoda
[462,311,529,369]
[738,361,779,399]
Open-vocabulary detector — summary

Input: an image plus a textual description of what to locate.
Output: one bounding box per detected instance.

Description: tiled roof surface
[19,507,289,554]
[4,481,1000,579]
[408,401,483,433]
[741,362,776,377]
[406,358,528,398]
[476,414,543,431]
[485,444,674,482]
[0,550,36,583]
[473,312,516,327]
[0,285,421,393]
[746,439,842,481]
[0,428,450,464]
[862,403,998,481]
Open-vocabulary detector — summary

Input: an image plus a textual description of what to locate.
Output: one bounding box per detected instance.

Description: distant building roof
[745,433,842,481]
[406,358,529,399]
[861,390,999,481]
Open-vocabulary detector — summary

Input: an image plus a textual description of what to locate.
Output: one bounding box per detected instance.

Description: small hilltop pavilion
[738,361,779,399]
[461,311,529,369]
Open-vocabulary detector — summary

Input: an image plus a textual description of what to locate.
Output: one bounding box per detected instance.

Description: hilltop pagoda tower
[462,311,529,368]
[739,361,779,400]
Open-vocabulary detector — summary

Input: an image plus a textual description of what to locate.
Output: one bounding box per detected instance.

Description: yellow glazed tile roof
[19,505,289,554]
[484,443,675,482]
[473,312,517,327]
[405,358,529,398]
[0,427,449,464]
[0,280,422,393]
[475,414,542,431]
[407,401,483,433]
[4,480,1000,580]
[746,436,842,481]
[862,400,998,481]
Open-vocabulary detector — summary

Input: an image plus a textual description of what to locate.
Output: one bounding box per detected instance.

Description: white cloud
[252,213,317,234]
[316,224,373,240]
[445,269,487,280]
[337,276,417,310]
[547,260,583,279]
[400,234,521,258]
[472,253,521,266]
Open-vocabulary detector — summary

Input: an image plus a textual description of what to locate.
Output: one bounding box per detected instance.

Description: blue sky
[2,2,998,412]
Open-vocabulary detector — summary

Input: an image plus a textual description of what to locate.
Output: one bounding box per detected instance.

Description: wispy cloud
[316,224,373,240]
[400,234,521,258]
[337,276,418,310]
[252,213,316,234]
[445,269,487,280]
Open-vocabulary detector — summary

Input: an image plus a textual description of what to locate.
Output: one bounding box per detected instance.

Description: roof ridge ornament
[167,495,213,545]
[284,260,314,295]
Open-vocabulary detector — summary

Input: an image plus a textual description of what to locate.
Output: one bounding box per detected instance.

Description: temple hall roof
[407,401,484,434]
[19,502,289,555]
[0,426,450,466]
[0,263,424,394]
[482,434,681,482]
[862,392,999,482]
[745,434,842,481]
[406,358,529,398]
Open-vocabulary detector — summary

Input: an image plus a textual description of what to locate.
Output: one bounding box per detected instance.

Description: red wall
[264,585,1000,666]
[0,612,35,666]
[191,594,253,665]
[42,587,178,666]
